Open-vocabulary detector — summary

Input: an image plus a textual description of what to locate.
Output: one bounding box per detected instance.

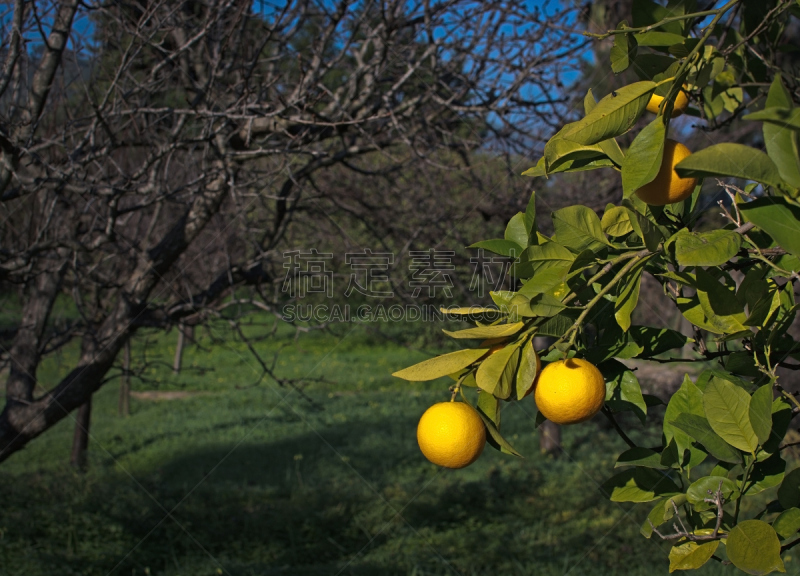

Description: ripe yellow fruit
[646,88,689,117]
[534,358,605,425]
[417,401,486,468]
[634,139,698,206]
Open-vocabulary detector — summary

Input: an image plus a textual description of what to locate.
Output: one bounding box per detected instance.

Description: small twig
[602,406,637,449]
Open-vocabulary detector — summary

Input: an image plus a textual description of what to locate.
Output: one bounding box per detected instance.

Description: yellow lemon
[534,358,605,425]
[417,402,486,468]
[634,139,698,206]
[646,88,689,117]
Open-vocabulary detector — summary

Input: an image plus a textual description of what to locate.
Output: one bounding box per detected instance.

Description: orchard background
[1,0,800,574]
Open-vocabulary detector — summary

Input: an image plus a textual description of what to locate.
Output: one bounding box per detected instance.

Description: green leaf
[750,385,774,446]
[629,326,691,356]
[675,143,788,191]
[474,403,523,457]
[545,81,656,162]
[664,377,706,460]
[442,322,524,340]
[642,494,686,538]
[726,520,786,575]
[600,467,680,502]
[670,413,742,463]
[392,348,488,381]
[522,155,615,178]
[622,118,666,198]
[611,30,637,74]
[747,452,786,496]
[686,475,740,508]
[695,268,747,334]
[738,197,800,258]
[518,268,567,296]
[601,205,634,237]
[668,541,719,572]
[744,107,800,130]
[778,468,800,509]
[614,258,646,332]
[764,397,793,454]
[468,239,523,258]
[704,377,758,453]
[477,389,500,427]
[524,191,538,244]
[623,202,664,252]
[552,205,610,254]
[505,213,530,249]
[476,340,522,399]
[513,242,576,279]
[526,293,567,318]
[773,508,800,540]
[514,339,539,400]
[674,229,742,267]
[636,31,687,47]
[602,360,647,423]
[616,447,666,469]
[756,76,800,188]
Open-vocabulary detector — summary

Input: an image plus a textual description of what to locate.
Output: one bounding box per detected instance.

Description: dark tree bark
[118,340,131,418]
[69,396,91,470]
[0,0,587,463]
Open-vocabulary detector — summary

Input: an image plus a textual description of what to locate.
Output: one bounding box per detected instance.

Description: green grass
[0,324,778,576]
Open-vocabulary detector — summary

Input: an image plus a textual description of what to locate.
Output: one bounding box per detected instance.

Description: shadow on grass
[1,412,733,576]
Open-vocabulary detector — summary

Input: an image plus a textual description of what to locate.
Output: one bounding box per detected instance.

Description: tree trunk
[118,340,131,417]
[69,396,91,470]
[534,336,562,456]
[173,324,191,374]
[539,419,562,456]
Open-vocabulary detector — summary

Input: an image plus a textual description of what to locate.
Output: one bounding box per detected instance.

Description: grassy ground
[0,321,777,576]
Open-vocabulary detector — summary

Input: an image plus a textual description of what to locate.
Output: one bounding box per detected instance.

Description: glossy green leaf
[703,377,758,453]
[552,205,611,254]
[750,384,774,446]
[668,541,719,572]
[726,520,786,575]
[600,467,680,502]
[442,322,524,340]
[392,348,488,381]
[622,118,665,198]
[524,191,538,244]
[670,413,742,463]
[468,239,523,258]
[522,155,615,178]
[738,197,800,258]
[773,508,800,540]
[674,229,742,267]
[675,143,787,191]
[695,268,748,334]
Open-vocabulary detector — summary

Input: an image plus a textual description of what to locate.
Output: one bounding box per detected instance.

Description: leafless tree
[0,0,588,463]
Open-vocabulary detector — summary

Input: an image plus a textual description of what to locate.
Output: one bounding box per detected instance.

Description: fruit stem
[451,372,470,401]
